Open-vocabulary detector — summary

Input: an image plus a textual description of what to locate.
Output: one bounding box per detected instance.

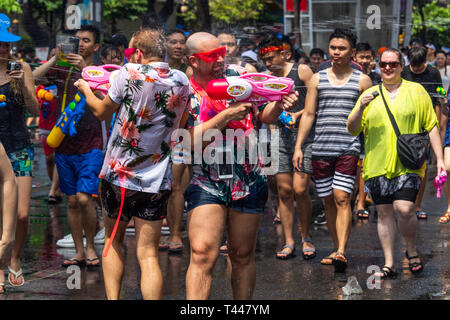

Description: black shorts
[370,187,419,205]
[101,179,171,222]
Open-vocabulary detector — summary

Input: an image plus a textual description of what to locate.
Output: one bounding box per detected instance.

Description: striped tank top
[312,68,361,158]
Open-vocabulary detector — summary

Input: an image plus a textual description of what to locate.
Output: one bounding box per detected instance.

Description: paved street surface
[0,141,449,300]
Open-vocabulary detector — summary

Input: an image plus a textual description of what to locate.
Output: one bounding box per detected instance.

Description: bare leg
[167,164,191,248]
[275,173,295,255]
[375,204,396,269]
[323,194,338,249]
[293,172,314,254]
[135,217,164,299]
[9,176,32,285]
[394,199,421,268]
[186,204,226,300]
[333,188,353,254]
[227,208,262,300]
[77,192,98,261]
[101,213,128,300]
[66,195,85,261]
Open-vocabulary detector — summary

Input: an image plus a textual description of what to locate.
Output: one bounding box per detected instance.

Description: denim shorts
[185,183,268,214]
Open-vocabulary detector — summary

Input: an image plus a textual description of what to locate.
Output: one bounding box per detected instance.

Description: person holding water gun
[436,85,450,224]
[257,34,316,261]
[183,32,298,300]
[75,29,190,300]
[33,25,105,268]
[0,13,39,289]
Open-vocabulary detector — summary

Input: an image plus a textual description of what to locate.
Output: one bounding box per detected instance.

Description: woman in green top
[347,48,445,279]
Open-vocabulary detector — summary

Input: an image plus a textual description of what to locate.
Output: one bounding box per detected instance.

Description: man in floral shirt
[184,32,298,300]
[75,29,190,300]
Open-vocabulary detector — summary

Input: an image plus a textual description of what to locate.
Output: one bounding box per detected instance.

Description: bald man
[218,32,257,73]
[184,32,299,299]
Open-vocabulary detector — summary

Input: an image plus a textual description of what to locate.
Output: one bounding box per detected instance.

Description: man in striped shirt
[293,28,372,273]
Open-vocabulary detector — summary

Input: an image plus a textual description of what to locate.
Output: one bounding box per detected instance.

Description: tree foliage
[0,0,23,14]
[179,0,269,31]
[412,1,450,45]
[104,0,148,33]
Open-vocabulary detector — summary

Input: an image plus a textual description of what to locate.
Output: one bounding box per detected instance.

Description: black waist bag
[379,83,429,170]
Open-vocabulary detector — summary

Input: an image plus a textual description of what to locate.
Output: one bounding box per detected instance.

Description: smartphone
[216,147,234,180]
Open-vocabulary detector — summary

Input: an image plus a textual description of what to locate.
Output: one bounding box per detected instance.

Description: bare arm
[74,79,120,121]
[0,143,17,268]
[33,54,58,81]
[20,62,40,115]
[429,125,446,176]
[292,73,319,171]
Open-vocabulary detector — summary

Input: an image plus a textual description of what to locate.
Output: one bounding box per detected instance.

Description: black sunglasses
[379,61,401,69]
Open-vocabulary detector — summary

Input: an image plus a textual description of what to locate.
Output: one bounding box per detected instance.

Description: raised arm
[74,79,120,121]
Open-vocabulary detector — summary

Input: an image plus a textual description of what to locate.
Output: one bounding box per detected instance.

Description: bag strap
[379,83,401,137]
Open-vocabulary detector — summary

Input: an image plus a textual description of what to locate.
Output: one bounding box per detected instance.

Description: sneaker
[94,228,105,244]
[313,212,327,225]
[56,234,86,248]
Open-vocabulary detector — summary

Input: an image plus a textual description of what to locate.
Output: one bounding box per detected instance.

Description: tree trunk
[196,0,211,32]
[22,0,50,47]
[293,0,301,47]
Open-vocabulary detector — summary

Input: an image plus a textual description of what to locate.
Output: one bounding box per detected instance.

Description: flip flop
[159,240,170,251]
[333,252,348,273]
[168,242,184,254]
[276,244,296,260]
[416,211,428,219]
[62,258,86,268]
[301,238,316,260]
[320,250,337,265]
[356,209,370,219]
[8,267,25,287]
[86,257,100,267]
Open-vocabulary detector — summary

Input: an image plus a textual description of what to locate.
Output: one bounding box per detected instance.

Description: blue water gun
[279,111,294,129]
[46,92,86,148]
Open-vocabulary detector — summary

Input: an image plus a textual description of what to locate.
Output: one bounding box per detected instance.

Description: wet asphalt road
[0,141,449,300]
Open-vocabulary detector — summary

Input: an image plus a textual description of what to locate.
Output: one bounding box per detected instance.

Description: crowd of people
[0,10,449,299]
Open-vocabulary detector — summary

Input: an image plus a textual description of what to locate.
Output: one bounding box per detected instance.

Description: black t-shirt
[401,65,443,106]
[369,71,381,85]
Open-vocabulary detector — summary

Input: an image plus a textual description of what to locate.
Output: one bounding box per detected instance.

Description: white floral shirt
[100,62,190,193]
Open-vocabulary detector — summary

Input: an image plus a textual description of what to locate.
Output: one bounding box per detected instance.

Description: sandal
[86,257,100,267]
[405,251,423,273]
[158,240,170,251]
[8,267,25,286]
[301,238,316,260]
[356,209,369,219]
[439,212,450,224]
[276,244,296,260]
[62,258,86,268]
[333,252,348,273]
[273,216,281,224]
[416,210,428,220]
[377,266,398,279]
[320,250,337,265]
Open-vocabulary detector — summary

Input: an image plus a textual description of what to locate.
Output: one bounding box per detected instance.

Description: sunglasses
[379,61,401,69]
[124,48,141,60]
[192,46,226,62]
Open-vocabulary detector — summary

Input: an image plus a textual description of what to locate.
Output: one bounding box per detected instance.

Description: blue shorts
[185,183,268,214]
[445,122,450,148]
[55,149,104,196]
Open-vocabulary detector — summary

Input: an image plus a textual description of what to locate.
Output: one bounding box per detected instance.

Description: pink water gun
[206,73,294,103]
[433,171,447,198]
[82,64,121,93]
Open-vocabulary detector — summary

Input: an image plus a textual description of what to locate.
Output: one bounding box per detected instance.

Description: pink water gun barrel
[206,73,294,103]
[82,64,121,93]
[433,171,447,198]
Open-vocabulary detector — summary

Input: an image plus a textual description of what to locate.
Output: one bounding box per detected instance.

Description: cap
[241,50,257,62]
[426,43,436,51]
[0,14,21,43]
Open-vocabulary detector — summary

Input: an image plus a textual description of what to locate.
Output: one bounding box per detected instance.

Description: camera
[7,61,21,72]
